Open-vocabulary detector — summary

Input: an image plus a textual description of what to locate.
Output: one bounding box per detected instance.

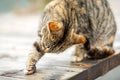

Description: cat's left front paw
[24,65,36,75]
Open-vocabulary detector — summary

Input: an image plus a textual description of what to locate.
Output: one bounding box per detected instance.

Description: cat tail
[87,46,115,59]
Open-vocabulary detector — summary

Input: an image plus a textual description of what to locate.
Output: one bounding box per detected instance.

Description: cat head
[39,21,87,53]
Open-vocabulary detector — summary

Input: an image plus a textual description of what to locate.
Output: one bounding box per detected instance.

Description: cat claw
[24,65,36,75]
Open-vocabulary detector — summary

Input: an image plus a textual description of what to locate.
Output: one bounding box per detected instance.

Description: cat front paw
[71,56,83,63]
[24,65,36,75]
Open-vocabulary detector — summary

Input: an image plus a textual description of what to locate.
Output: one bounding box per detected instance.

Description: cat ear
[48,22,63,32]
[70,29,86,44]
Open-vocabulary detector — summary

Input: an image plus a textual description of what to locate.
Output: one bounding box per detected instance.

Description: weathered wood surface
[69,50,120,80]
[0,49,120,80]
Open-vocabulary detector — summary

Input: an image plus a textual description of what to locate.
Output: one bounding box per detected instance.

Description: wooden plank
[0,50,120,80]
[0,76,24,80]
[69,52,120,80]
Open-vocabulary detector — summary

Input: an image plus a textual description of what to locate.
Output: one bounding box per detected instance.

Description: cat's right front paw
[24,65,36,75]
[71,56,83,63]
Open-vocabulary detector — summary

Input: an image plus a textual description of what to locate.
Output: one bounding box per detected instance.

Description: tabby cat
[25,0,116,75]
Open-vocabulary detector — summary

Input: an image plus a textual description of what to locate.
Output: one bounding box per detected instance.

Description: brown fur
[25,0,116,75]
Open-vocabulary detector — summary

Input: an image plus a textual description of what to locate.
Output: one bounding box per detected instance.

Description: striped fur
[25,0,116,75]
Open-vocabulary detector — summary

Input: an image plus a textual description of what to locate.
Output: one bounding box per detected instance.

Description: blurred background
[0,0,120,80]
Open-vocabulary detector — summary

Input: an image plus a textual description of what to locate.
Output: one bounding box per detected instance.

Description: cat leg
[72,45,86,63]
[25,42,44,75]
[87,46,115,59]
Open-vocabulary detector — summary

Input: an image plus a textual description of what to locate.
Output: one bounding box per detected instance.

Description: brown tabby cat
[25,0,116,75]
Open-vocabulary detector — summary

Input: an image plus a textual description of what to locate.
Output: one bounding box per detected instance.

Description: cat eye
[50,35,57,42]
